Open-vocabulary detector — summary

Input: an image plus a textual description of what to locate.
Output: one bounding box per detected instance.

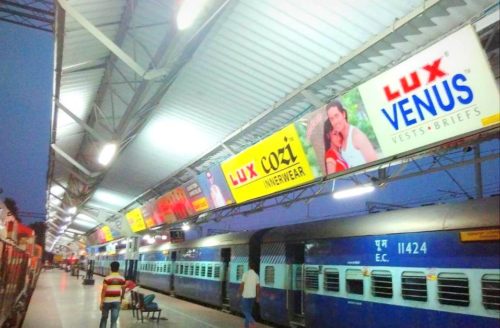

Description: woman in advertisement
[326,100,378,167]
[323,119,349,174]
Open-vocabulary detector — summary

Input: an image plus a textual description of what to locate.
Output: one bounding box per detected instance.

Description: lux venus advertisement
[358,25,499,157]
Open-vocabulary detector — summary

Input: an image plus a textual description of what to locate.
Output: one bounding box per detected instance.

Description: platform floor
[23,269,274,328]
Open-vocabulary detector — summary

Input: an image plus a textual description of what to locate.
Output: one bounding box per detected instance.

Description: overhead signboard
[302,25,498,177]
[153,193,177,226]
[141,200,157,228]
[125,208,147,233]
[221,124,319,203]
[183,179,211,213]
[358,24,499,157]
[101,225,113,242]
[197,165,235,209]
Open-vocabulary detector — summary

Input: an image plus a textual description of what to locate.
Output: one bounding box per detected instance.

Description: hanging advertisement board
[197,165,235,209]
[141,200,157,228]
[358,24,499,157]
[183,179,211,213]
[221,124,319,203]
[153,193,177,226]
[125,208,146,233]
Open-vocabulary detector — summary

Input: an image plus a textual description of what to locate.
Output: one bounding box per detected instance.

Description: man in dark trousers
[238,262,260,328]
[99,261,126,328]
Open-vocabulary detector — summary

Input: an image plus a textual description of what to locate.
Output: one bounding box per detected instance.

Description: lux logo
[383,58,446,102]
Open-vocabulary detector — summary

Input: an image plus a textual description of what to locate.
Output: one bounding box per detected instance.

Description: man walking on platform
[239,262,260,328]
[99,261,126,328]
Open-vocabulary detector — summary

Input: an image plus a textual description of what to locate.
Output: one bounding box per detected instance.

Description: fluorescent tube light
[98,143,117,166]
[177,0,209,30]
[333,184,375,199]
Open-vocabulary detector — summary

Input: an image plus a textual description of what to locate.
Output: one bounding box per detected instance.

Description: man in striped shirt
[99,261,126,328]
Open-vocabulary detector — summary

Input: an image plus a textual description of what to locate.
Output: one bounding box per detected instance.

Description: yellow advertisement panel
[101,225,113,242]
[221,124,317,203]
[125,208,146,233]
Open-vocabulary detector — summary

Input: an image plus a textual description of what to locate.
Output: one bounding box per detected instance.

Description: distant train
[0,222,42,327]
[94,197,500,327]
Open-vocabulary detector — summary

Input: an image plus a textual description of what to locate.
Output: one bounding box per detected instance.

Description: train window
[324,268,339,292]
[167,263,171,273]
[438,273,469,306]
[175,264,179,274]
[163,264,167,273]
[236,265,244,281]
[371,270,393,298]
[180,264,184,275]
[195,264,200,276]
[201,264,206,277]
[482,274,500,311]
[214,265,221,279]
[346,269,364,295]
[265,266,275,285]
[305,267,319,291]
[402,271,427,302]
[207,264,213,278]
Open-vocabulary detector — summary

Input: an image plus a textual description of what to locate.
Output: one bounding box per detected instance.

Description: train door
[170,251,177,294]
[221,248,231,311]
[286,243,305,327]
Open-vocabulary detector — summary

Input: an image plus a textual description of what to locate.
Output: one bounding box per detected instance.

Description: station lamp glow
[181,223,191,231]
[177,0,209,30]
[332,184,375,199]
[67,207,77,214]
[98,142,117,166]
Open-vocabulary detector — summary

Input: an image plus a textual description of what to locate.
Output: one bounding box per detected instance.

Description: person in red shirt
[100,261,126,328]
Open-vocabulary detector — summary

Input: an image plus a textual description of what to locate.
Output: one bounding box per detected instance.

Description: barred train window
[265,266,275,285]
[324,269,339,292]
[371,270,393,298]
[167,263,171,273]
[207,264,213,278]
[402,271,427,302]
[214,265,221,279]
[201,264,206,277]
[346,269,364,295]
[195,264,200,276]
[305,267,319,291]
[236,265,244,281]
[438,273,469,306]
[482,274,500,311]
[190,264,194,276]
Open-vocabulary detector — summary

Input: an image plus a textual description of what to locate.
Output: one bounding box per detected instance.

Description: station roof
[46,0,499,250]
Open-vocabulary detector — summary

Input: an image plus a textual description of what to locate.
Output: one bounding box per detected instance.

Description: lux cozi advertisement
[358,25,499,157]
[221,124,319,203]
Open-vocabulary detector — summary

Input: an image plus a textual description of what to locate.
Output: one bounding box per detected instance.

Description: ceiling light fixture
[181,223,190,231]
[177,0,209,30]
[98,142,117,166]
[333,184,375,200]
[68,207,77,214]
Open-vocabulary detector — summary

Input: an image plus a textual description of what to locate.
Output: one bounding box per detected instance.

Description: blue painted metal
[259,287,289,326]
[305,231,500,268]
[174,276,222,306]
[305,293,499,328]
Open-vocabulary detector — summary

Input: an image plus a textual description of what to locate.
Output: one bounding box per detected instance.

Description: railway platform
[23,269,273,328]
